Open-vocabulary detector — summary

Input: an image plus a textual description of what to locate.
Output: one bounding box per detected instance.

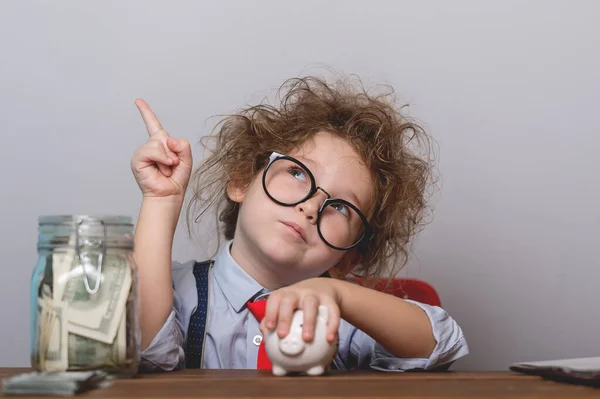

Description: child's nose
[295,190,327,223]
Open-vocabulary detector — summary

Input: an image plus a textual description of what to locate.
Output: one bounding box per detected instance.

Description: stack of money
[34,246,134,373]
[2,370,108,396]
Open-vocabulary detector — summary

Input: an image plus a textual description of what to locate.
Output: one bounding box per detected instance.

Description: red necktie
[246,299,272,370]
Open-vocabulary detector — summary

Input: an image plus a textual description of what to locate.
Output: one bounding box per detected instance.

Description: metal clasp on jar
[76,219,107,294]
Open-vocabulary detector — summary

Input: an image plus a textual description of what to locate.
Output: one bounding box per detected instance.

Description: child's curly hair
[186,75,435,284]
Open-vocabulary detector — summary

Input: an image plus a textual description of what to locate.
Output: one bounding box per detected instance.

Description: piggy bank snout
[278,335,305,356]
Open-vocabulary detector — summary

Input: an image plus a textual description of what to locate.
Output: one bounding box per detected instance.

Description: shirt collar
[213,240,269,312]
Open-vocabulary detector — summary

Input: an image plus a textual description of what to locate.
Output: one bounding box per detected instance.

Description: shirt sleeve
[139,261,198,372]
[335,300,469,372]
[139,308,185,372]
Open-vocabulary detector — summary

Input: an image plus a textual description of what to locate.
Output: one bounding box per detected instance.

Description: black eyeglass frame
[261,152,373,251]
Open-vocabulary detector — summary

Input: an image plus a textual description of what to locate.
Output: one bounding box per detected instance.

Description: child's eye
[287,166,307,181]
[331,203,350,217]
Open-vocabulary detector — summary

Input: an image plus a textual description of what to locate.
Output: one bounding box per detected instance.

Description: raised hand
[130,99,193,198]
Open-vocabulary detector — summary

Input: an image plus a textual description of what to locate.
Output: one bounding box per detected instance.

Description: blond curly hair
[186,75,435,284]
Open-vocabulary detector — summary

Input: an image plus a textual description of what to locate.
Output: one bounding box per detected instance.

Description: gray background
[1,0,598,370]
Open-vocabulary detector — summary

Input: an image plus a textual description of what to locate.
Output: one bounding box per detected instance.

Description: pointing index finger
[135,98,164,136]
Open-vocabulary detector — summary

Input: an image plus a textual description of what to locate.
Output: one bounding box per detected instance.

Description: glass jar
[30,215,140,377]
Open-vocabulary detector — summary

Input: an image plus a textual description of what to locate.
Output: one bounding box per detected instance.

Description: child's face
[228,131,375,286]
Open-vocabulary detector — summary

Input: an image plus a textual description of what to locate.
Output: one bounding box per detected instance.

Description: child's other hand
[261,278,341,344]
[131,98,193,198]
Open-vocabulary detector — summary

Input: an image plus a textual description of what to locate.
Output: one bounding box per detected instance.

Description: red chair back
[351,278,441,307]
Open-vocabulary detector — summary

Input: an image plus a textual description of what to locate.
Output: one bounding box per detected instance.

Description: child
[130,76,468,372]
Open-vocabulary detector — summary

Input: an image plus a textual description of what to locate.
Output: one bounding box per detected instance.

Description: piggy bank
[264,305,337,376]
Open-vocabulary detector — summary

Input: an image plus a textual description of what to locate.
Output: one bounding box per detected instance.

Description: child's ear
[226,180,246,203]
[329,249,362,279]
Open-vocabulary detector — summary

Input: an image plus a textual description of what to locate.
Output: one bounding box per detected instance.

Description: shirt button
[253,335,262,346]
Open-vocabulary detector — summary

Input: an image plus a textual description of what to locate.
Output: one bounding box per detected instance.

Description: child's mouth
[281,221,307,243]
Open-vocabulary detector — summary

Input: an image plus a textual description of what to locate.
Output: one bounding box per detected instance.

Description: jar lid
[37,215,134,249]
[38,215,133,226]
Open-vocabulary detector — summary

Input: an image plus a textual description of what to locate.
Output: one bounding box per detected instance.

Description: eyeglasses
[262,152,372,251]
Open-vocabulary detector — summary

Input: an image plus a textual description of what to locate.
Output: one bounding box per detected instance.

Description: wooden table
[1,368,599,398]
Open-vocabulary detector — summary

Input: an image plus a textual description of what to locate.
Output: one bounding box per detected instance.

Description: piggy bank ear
[317,305,329,323]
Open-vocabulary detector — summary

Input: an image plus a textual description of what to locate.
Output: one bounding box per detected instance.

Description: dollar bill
[68,308,127,368]
[37,296,68,372]
[52,247,76,303]
[68,334,113,368]
[62,255,132,345]
[116,306,126,364]
[2,370,108,396]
